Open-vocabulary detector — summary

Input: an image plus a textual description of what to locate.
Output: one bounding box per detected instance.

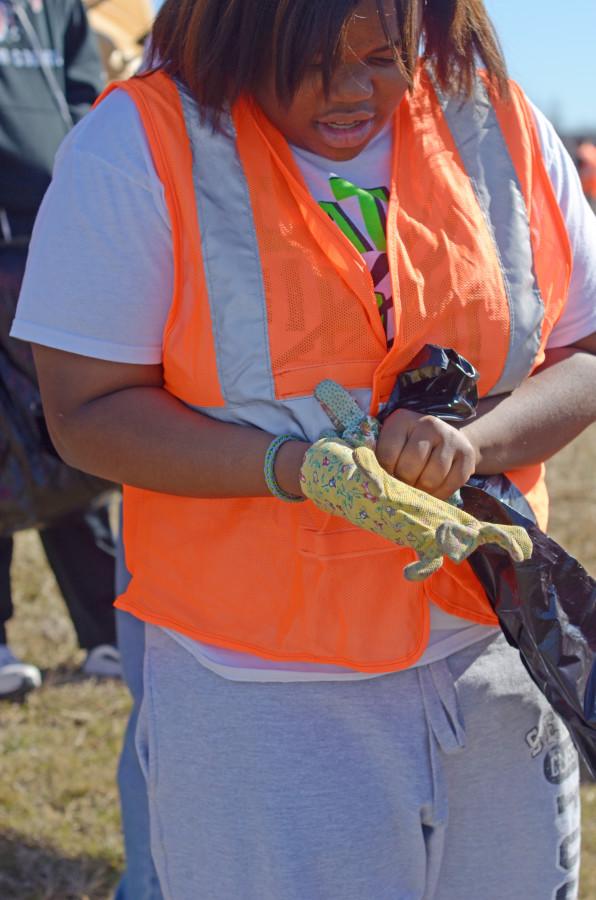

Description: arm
[63,0,105,121]
[461,336,596,474]
[32,346,309,499]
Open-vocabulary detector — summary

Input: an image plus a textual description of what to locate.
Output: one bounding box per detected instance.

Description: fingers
[393,434,434,486]
[375,409,412,473]
[438,522,534,564]
[436,522,479,561]
[424,444,476,501]
[404,554,444,581]
[478,524,533,561]
[377,410,478,498]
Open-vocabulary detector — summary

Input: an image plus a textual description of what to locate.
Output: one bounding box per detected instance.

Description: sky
[485,0,596,134]
[151,1,596,134]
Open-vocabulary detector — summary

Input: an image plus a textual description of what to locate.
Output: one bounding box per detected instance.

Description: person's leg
[0,534,14,646]
[0,247,25,655]
[39,504,118,654]
[115,611,163,900]
[138,625,446,900]
[0,534,42,698]
[113,505,162,900]
[433,633,580,900]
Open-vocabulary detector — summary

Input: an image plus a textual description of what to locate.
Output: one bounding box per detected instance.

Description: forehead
[344,0,400,50]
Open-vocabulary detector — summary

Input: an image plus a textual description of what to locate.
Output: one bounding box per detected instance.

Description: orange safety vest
[107,68,571,673]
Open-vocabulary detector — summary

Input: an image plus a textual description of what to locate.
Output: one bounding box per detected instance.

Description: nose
[328,63,374,104]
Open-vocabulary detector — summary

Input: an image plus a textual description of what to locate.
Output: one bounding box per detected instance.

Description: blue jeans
[114,520,162,899]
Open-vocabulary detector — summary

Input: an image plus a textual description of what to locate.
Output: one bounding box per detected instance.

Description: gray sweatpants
[137,627,581,900]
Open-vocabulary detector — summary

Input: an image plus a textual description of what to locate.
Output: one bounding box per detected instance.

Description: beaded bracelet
[264,434,306,503]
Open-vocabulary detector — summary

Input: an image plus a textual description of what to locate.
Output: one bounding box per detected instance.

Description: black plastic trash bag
[388,345,596,776]
[461,481,596,776]
[0,345,114,537]
[378,344,479,424]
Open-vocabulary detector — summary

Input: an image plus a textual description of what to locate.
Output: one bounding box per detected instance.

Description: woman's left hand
[376,409,479,501]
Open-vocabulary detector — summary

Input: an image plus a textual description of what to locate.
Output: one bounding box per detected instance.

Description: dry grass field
[0,428,595,899]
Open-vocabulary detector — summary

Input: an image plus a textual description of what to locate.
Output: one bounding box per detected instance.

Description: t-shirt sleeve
[530,103,596,348]
[11,89,173,364]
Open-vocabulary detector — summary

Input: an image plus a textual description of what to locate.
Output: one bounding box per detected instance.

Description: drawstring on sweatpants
[418,659,466,755]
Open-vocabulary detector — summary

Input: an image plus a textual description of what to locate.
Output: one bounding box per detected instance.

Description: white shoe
[82,644,122,679]
[0,644,42,699]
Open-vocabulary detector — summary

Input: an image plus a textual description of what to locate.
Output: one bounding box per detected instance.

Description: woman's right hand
[376,409,478,501]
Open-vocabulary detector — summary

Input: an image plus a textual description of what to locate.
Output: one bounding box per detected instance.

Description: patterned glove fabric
[300,437,533,582]
[314,380,380,449]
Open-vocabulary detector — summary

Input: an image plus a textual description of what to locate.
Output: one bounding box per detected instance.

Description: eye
[367,56,397,68]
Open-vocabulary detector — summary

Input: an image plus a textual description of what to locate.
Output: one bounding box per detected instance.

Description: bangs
[274,0,415,102]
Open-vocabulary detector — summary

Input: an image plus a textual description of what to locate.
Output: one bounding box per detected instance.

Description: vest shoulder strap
[96,71,226,406]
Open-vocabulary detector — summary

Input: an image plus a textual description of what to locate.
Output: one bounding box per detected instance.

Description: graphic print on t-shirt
[319,176,394,347]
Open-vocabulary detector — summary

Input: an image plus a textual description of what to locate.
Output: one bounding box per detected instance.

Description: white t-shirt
[12,89,596,682]
[293,122,397,346]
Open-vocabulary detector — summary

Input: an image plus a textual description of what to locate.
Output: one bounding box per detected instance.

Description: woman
[12,1,596,896]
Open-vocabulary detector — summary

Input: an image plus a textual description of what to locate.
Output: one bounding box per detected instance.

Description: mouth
[314,114,375,149]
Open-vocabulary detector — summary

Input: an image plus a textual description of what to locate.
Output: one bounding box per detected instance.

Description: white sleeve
[530,103,596,348]
[11,90,174,364]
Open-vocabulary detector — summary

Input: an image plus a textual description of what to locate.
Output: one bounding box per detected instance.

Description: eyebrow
[366,42,397,55]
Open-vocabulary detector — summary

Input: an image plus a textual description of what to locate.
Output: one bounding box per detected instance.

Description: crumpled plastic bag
[390,344,596,777]
[378,344,479,424]
[0,346,114,536]
[462,480,596,776]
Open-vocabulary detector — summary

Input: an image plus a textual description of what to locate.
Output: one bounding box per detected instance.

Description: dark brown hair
[149,0,507,119]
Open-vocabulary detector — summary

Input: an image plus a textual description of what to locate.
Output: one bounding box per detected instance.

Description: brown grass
[0,526,129,899]
[0,428,595,898]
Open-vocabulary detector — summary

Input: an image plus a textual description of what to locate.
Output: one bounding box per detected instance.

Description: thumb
[352,446,386,495]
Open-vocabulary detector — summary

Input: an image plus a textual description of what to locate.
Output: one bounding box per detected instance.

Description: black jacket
[0,0,104,224]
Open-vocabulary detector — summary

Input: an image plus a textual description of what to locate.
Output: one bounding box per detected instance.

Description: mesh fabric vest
[105,69,571,672]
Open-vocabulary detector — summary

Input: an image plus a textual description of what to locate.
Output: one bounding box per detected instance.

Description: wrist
[461,419,513,475]
[274,439,310,498]
[460,422,483,471]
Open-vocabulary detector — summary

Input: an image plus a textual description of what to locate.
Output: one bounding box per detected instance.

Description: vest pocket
[295,510,426,670]
[298,521,399,560]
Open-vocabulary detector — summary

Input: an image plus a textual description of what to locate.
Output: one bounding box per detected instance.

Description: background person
[84,0,153,82]
[575,137,596,212]
[0,0,120,698]
[13,0,596,896]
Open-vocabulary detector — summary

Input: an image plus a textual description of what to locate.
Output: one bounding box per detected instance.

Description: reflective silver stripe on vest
[434,77,544,395]
[187,390,373,444]
[177,85,275,405]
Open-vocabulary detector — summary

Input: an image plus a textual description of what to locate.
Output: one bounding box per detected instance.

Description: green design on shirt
[327,177,388,251]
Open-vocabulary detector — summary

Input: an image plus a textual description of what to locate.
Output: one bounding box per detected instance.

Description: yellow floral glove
[300,438,533,582]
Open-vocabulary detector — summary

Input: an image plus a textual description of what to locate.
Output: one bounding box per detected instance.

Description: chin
[317,142,371,161]
[328,145,368,161]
